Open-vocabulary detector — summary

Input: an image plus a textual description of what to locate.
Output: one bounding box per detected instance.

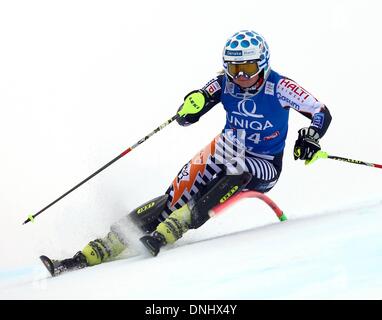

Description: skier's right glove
[176,90,206,126]
[294,127,321,161]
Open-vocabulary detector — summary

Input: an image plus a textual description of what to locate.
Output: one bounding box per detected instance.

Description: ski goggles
[226,60,260,79]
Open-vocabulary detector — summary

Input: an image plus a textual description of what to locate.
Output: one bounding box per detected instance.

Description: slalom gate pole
[209,190,287,222]
[23,115,179,225]
[305,151,382,169]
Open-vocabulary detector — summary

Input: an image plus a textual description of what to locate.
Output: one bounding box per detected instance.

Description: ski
[39,255,58,277]
[40,252,88,277]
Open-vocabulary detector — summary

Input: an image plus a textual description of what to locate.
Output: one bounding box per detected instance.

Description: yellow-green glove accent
[305,150,329,166]
[178,91,206,117]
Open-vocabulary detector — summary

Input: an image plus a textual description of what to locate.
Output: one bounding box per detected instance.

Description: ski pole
[22,91,207,225]
[22,115,179,225]
[306,150,382,169]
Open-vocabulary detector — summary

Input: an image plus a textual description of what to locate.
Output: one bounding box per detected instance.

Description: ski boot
[40,231,127,277]
[40,251,88,277]
[140,231,167,257]
[140,203,191,256]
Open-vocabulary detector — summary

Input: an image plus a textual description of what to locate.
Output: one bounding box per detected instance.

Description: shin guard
[188,171,252,229]
[154,171,252,245]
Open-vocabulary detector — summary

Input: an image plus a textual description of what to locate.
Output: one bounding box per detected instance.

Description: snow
[1,0,382,299]
[1,198,382,299]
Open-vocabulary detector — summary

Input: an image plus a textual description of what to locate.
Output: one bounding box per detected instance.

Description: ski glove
[294,127,321,161]
[176,90,206,126]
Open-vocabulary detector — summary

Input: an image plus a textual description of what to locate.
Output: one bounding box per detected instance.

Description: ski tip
[40,255,55,277]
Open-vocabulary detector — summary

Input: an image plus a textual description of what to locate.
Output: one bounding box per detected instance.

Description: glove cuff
[183,89,206,101]
[298,127,320,142]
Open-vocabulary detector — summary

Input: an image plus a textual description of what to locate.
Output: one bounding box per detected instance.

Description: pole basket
[209,190,287,222]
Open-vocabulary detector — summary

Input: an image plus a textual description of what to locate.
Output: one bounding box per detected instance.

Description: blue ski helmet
[223,30,271,80]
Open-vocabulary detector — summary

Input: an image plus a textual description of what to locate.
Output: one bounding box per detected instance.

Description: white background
[1,0,381,281]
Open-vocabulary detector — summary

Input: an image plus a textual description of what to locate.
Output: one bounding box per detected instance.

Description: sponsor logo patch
[233,99,264,119]
[243,50,256,56]
[137,202,155,215]
[265,81,275,95]
[312,113,324,129]
[220,185,239,203]
[278,78,311,101]
[224,80,235,94]
[206,81,221,96]
[263,131,280,141]
[276,92,301,110]
[225,50,243,56]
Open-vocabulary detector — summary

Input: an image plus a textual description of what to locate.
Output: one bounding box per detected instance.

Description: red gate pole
[209,190,287,222]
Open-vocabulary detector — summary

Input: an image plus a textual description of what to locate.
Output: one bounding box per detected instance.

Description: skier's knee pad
[129,195,169,233]
[189,171,252,229]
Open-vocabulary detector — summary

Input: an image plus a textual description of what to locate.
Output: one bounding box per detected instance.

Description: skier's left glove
[294,127,321,161]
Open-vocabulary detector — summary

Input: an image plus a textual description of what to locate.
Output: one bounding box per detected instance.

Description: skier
[41,30,332,276]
